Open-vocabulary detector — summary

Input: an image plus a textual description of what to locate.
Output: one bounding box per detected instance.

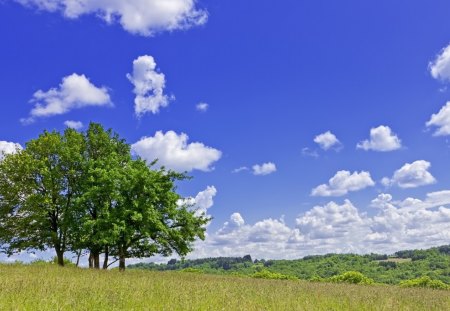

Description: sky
[2,0,450,263]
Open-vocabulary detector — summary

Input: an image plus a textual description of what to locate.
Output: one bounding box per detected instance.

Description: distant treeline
[128,245,450,285]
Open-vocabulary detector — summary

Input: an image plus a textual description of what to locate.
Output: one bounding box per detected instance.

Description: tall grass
[0,264,449,310]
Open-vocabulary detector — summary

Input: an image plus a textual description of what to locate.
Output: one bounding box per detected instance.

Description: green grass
[1,264,449,310]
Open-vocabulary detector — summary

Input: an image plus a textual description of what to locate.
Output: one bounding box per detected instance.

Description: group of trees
[129,245,450,285]
[0,123,209,270]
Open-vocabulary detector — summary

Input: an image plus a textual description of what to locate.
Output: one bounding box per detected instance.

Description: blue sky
[2,0,450,262]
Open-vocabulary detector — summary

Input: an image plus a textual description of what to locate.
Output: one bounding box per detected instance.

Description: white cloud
[357,125,402,151]
[127,55,173,117]
[429,43,450,82]
[131,130,221,172]
[426,102,450,136]
[188,191,450,259]
[21,73,111,124]
[314,131,341,150]
[296,200,369,240]
[301,147,319,158]
[381,160,436,189]
[252,162,277,176]
[64,120,83,130]
[311,170,375,197]
[16,0,208,36]
[178,186,217,218]
[0,141,22,160]
[232,166,249,173]
[196,102,209,112]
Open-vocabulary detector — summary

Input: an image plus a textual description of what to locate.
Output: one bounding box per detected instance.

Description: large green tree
[0,129,85,266]
[0,123,210,269]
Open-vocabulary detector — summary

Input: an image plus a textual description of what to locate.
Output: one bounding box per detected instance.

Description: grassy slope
[1,264,449,310]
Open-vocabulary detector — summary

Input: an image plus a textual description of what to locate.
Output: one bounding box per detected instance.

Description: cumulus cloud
[381,160,436,189]
[357,125,402,151]
[127,55,173,117]
[21,73,111,124]
[0,141,22,160]
[426,102,450,136]
[232,166,249,173]
[196,102,209,112]
[188,191,450,259]
[131,130,221,172]
[252,162,277,176]
[314,131,341,150]
[429,43,450,82]
[64,120,83,130]
[311,170,375,197]
[178,186,217,218]
[16,0,208,36]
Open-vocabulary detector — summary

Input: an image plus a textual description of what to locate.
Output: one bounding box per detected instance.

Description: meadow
[1,264,449,310]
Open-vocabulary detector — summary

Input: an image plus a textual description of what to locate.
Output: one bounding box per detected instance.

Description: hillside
[1,264,449,310]
[129,245,450,285]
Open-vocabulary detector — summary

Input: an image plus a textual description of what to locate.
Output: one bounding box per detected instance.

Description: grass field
[0,264,449,310]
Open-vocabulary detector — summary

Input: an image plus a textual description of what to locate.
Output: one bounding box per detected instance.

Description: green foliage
[329,271,374,285]
[251,269,297,280]
[400,276,449,290]
[180,267,203,273]
[129,245,450,287]
[0,123,209,270]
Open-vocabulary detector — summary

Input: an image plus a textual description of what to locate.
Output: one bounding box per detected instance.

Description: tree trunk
[76,250,82,267]
[93,250,100,269]
[88,252,93,268]
[55,248,64,266]
[103,246,109,270]
[119,246,126,272]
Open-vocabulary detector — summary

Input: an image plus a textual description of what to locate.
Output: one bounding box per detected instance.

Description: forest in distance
[128,244,450,287]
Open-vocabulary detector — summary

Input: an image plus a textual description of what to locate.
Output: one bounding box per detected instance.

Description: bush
[180,268,203,273]
[251,269,297,280]
[329,271,374,285]
[400,276,449,290]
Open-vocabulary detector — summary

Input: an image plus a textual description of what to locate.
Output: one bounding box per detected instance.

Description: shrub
[400,276,449,290]
[251,269,297,280]
[309,275,324,282]
[180,268,203,273]
[329,271,374,285]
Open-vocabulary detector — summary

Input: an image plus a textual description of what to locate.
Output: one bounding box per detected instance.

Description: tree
[0,129,85,266]
[72,123,131,269]
[0,123,210,269]
[110,160,210,271]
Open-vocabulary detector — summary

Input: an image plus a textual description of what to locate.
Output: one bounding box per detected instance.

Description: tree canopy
[0,123,209,270]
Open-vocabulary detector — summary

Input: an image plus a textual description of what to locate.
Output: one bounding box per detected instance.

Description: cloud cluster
[131,131,221,172]
[64,120,83,130]
[16,0,208,36]
[429,43,450,82]
[381,160,436,189]
[314,131,341,150]
[127,55,172,117]
[21,73,111,124]
[178,186,217,218]
[190,191,450,259]
[0,141,22,160]
[252,162,277,176]
[196,102,209,112]
[311,170,375,197]
[426,102,450,136]
[357,125,402,151]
